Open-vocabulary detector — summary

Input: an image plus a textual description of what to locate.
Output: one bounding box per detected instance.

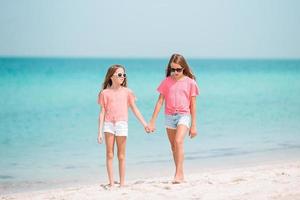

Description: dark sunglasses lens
[117,73,126,78]
[171,68,183,72]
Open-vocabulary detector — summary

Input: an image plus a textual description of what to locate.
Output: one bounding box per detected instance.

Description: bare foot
[100,183,114,190]
[172,177,185,184]
[172,180,184,184]
[119,182,126,187]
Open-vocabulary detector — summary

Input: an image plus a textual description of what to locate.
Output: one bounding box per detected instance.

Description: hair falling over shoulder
[102,64,127,90]
[166,53,196,80]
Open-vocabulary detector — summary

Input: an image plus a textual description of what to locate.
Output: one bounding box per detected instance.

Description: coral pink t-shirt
[157,76,199,115]
[98,87,135,122]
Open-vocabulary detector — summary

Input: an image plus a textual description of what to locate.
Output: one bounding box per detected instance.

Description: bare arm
[130,102,148,128]
[189,96,197,138]
[97,106,105,143]
[148,94,165,132]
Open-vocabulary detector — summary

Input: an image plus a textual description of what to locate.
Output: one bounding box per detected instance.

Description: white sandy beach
[1,161,300,200]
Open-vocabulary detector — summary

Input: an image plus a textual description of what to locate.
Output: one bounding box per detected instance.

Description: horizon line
[0,55,300,61]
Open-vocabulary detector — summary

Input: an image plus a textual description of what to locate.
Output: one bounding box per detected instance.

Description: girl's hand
[144,125,151,133]
[148,120,156,133]
[97,133,103,144]
[189,125,197,139]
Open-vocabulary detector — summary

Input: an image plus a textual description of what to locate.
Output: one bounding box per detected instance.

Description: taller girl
[148,53,199,183]
[98,64,148,187]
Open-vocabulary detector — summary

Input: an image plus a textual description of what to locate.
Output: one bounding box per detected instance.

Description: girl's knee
[118,153,126,161]
[175,139,183,147]
[106,152,114,160]
[170,144,176,152]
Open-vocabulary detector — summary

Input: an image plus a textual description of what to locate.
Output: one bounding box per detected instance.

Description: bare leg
[174,125,188,182]
[167,128,177,167]
[105,133,115,186]
[116,136,127,186]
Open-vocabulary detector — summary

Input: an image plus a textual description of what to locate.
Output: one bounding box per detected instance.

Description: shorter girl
[97,64,148,187]
[148,53,199,183]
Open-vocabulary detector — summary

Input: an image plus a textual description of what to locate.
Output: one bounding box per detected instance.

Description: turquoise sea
[1,58,300,193]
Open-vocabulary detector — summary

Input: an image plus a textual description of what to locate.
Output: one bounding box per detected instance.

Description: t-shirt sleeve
[157,79,167,96]
[98,91,105,106]
[127,89,136,106]
[190,80,199,97]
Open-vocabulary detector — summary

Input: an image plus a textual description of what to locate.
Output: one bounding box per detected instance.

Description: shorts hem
[104,131,114,135]
[177,123,190,129]
[104,132,128,137]
[165,126,177,130]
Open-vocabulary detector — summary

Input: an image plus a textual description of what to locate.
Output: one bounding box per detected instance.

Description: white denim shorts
[165,114,191,129]
[103,121,128,137]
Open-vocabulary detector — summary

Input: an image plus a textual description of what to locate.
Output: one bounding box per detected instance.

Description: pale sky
[0,0,299,58]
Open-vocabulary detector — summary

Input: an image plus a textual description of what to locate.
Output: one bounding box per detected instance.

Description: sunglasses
[114,73,126,78]
[171,68,183,72]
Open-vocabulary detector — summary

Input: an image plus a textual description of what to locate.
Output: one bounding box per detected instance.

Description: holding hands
[144,119,156,133]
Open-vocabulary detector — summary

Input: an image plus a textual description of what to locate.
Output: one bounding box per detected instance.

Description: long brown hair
[102,64,127,90]
[166,53,196,80]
